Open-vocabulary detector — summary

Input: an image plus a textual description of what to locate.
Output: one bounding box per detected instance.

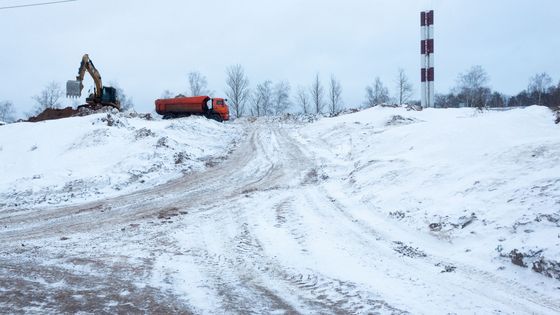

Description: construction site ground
[1,107,560,314]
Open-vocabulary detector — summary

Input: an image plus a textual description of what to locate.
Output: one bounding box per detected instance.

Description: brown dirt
[28,107,79,122]
[27,105,122,123]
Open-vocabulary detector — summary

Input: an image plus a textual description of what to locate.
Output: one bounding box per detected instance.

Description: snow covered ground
[0,113,241,208]
[298,105,560,279]
[1,106,559,314]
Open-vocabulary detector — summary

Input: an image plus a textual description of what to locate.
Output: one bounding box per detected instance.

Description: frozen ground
[0,113,241,208]
[1,107,559,314]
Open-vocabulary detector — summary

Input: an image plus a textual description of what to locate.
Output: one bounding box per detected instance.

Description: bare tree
[251,80,272,117]
[225,64,250,118]
[295,86,310,114]
[32,81,63,114]
[0,101,16,123]
[528,72,553,105]
[109,82,134,111]
[116,88,134,111]
[456,65,490,108]
[364,77,389,107]
[310,73,324,114]
[396,68,413,105]
[188,71,212,96]
[328,75,343,115]
[272,81,291,115]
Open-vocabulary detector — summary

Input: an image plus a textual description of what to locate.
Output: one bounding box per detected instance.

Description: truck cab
[209,98,230,121]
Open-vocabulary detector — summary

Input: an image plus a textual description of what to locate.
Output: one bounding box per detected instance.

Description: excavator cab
[100,86,117,104]
[84,86,118,108]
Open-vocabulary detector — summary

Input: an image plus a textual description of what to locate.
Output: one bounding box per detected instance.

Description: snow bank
[300,105,560,279]
[0,113,240,208]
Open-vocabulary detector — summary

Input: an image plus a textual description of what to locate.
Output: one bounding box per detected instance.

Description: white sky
[0,0,559,116]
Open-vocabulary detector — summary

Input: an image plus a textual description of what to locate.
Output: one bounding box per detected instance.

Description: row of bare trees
[435,66,560,109]
[0,82,64,122]
[249,80,291,116]
[219,65,345,118]
[512,72,560,107]
[365,66,560,110]
[221,66,414,118]
[364,68,413,108]
[303,74,343,116]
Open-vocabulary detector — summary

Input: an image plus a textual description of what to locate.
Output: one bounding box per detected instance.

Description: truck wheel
[211,113,223,122]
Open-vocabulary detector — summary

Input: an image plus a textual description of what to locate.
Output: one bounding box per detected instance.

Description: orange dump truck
[155,96,230,122]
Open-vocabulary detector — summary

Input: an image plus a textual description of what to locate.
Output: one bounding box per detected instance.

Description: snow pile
[299,105,560,280]
[0,113,240,207]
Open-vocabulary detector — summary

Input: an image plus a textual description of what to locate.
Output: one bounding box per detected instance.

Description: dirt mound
[28,107,79,123]
[27,105,123,123]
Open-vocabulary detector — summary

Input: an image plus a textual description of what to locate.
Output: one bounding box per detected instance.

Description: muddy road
[1,121,559,314]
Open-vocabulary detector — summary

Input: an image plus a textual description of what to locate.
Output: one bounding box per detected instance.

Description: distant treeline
[435,68,560,109]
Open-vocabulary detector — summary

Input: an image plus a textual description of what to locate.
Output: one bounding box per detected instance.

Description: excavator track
[77,103,120,111]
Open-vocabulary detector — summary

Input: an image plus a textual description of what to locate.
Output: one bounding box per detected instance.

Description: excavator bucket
[66,80,82,98]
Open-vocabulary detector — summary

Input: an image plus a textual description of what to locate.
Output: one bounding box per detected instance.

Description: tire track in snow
[169,195,405,314]
[143,122,407,313]
[301,184,560,314]
[0,124,276,242]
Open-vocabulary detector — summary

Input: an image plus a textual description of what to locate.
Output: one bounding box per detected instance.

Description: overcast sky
[1,0,559,116]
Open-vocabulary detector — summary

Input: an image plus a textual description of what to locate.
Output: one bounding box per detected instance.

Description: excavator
[66,54,121,110]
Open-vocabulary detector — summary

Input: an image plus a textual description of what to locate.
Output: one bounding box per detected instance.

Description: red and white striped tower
[421,10,434,108]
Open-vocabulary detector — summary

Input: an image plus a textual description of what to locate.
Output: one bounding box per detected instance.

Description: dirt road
[1,121,559,314]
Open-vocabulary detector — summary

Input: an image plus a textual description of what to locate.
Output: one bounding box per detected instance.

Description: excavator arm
[66,54,103,98]
[66,53,121,110]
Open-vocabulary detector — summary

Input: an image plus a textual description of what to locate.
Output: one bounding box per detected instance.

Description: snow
[298,105,560,281]
[1,106,559,314]
[0,113,241,207]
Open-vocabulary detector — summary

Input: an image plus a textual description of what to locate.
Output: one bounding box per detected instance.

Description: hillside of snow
[298,105,560,282]
[0,113,241,208]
